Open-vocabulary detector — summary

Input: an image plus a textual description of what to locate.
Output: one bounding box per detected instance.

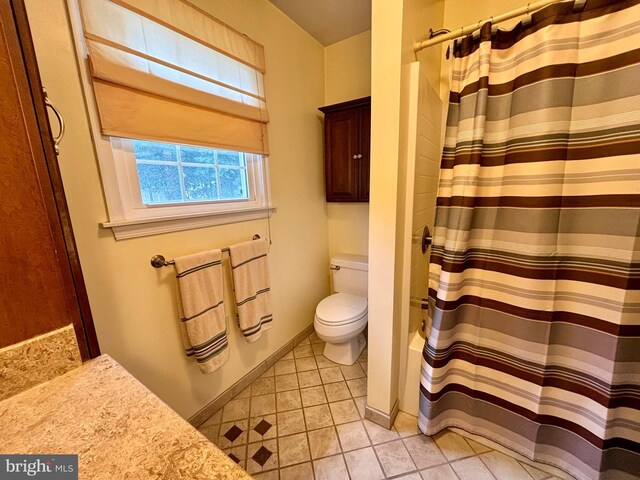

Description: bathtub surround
[419,2,640,479]
[175,250,229,374]
[229,239,273,343]
[0,325,81,401]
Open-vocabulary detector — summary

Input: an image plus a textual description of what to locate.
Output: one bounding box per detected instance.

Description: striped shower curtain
[418,1,640,479]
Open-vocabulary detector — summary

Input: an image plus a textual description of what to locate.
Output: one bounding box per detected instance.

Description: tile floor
[198,332,568,480]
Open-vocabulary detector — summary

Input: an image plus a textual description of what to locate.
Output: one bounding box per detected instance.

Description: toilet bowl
[314,255,368,365]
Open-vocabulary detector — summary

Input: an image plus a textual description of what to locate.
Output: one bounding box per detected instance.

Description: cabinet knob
[357,154,363,159]
[353,154,358,159]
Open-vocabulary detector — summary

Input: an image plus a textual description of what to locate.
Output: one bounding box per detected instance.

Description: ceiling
[267,0,371,46]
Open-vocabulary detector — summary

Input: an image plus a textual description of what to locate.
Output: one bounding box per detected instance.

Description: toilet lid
[316,293,367,326]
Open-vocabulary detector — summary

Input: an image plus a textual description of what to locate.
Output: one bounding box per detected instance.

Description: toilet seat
[315,293,367,326]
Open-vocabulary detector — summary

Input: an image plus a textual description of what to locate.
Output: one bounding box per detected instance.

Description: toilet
[314,254,368,365]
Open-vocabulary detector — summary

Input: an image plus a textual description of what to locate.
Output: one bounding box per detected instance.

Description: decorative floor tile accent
[247,439,278,474]
[252,445,273,466]
[253,419,272,437]
[223,424,243,443]
[217,419,248,448]
[249,415,277,442]
[199,331,572,480]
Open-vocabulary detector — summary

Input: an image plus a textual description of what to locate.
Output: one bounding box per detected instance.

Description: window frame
[113,138,267,219]
[66,0,274,240]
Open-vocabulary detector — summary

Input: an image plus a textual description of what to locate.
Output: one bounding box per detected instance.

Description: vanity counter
[0,355,251,479]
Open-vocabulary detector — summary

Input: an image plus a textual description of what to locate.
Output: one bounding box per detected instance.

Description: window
[105,137,269,237]
[131,140,249,204]
[68,0,272,239]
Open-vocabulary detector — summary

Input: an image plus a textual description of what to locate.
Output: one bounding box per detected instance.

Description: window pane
[180,145,215,164]
[136,164,182,204]
[219,167,248,199]
[183,166,218,201]
[133,140,177,161]
[218,150,244,166]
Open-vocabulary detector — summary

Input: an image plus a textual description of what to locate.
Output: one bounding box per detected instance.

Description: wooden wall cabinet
[319,97,370,202]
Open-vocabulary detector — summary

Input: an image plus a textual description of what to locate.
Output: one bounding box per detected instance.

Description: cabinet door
[0,1,98,359]
[357,105,371,202]
[324,109,360,202]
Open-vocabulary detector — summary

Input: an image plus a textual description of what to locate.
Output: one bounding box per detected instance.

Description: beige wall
[325,30,371,106]
[368,0,444,417]
[323,31,371,258]
[25,0,329,419]
[367,0,403,415]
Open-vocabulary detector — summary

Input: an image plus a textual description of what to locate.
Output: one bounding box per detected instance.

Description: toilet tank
[331,254,368,298]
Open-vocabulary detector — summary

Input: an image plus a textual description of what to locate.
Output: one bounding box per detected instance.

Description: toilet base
[323,333,366,365]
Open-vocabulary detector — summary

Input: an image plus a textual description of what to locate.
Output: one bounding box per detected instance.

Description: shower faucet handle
[411,226,432,254]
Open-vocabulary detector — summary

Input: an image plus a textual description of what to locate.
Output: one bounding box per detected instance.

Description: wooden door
[0,0,99,359]
[324,108,360,202]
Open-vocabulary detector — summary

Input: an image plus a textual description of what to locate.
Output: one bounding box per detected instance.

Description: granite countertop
[0,355,252,480]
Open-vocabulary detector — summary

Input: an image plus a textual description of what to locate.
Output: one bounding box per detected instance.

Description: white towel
[174,250,229,373]
[229,239,272,342]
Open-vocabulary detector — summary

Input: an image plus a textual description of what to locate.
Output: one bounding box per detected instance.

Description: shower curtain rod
[414,0,574,53]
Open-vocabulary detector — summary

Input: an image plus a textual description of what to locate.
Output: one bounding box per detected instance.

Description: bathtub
[398,328,426,416]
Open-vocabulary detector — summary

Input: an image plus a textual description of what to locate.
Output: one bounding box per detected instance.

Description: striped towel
[229,239,272,342]
[174,250,229,374]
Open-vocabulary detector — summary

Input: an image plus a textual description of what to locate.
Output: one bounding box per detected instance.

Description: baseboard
[188,323,315,427]
[365,398,399,429]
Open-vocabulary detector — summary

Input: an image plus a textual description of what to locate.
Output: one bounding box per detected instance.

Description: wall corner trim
[364,398,399,430]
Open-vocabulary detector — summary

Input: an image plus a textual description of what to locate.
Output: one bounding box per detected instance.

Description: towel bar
[150,234,261,268]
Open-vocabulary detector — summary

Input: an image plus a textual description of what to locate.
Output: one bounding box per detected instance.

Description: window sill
[101,206,277,240]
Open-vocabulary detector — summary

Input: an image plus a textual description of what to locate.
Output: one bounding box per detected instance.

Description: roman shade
[79,0,269,154]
